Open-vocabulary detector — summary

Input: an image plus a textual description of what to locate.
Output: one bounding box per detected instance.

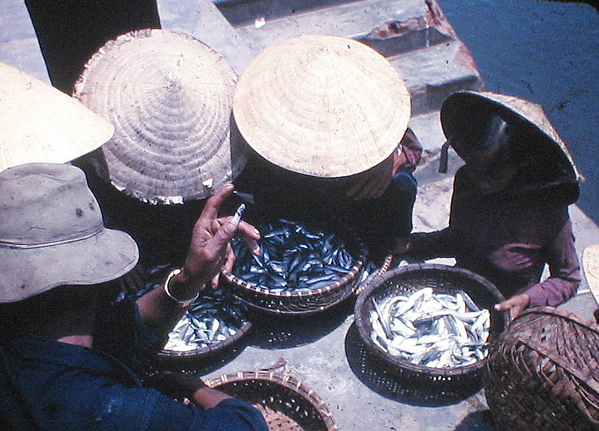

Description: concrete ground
[2,0,598,429]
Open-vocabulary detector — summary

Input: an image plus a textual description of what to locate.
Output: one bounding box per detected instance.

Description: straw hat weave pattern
[74,29,247,204]
[0,62,113,173]
[233,34,411,178]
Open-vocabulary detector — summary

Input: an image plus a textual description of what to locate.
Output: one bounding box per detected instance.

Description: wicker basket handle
[517,336,599,424]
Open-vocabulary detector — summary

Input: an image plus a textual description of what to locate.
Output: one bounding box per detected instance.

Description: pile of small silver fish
[163,288,249,353]
[133,264,250,353]
[369,287,490,368]
[232,219,354,291]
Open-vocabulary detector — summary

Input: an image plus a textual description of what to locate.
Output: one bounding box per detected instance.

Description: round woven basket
[120,263,252,361]
[484,306,599,431]
[221,229,366,315]
[354,263,509,391]
[205,371,339,431]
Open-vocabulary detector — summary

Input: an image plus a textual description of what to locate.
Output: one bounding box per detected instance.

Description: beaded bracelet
[163,268,199,308]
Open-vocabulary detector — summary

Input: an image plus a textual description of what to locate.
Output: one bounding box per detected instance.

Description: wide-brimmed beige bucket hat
[441,91,582,184]
[0,163,139,303]
[73,29,247,204]
[233,34,411,178]
[0,62,114,173]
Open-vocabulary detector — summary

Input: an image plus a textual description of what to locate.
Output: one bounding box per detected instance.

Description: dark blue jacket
[0,298,268,431]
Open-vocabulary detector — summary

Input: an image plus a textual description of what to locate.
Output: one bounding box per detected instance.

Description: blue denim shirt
[0,298,268,431]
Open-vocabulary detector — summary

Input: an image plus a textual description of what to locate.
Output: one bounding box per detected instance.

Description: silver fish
[369,288,490,368]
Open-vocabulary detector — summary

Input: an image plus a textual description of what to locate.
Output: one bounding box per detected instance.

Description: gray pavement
[2,0,598,429]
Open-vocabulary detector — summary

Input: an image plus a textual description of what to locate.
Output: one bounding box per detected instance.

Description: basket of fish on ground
[124,263,252,360]
[484,306,599,431]
[221,218,366,315]
[354,263,509,391]
[205,370,339,431]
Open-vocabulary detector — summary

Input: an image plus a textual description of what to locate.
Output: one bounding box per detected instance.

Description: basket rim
[220,229,367,315]
[354,263,509,377]
[205,370,339,430]
[517,305,599,333]
[157,319,252,359]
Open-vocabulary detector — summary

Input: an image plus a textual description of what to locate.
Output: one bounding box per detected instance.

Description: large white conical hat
[0,62,114,172]
[233,34,411,178]
[74,29,246,204]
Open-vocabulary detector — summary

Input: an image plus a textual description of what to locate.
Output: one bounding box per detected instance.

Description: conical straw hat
[441,91,582,183]
[73,29,247,204]
[233,34,411,178]
[0,62,114,173]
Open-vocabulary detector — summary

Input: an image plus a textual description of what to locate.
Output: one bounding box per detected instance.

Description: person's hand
[144,371,206,401]
[181,183,261,290]
[494,293,530,320]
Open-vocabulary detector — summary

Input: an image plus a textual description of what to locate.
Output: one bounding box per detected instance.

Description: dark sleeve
[399,128,423,172]
[92,386,268,431]
[93,296,164,371]
[408,227,455,260]
[525,217,581,307]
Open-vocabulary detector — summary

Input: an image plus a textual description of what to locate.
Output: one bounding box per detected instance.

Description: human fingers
[236,220,261,255]
[198,183,235,225]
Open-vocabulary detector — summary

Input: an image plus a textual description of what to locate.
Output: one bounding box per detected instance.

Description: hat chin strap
[0,224,104,249]
[438,138,453,174]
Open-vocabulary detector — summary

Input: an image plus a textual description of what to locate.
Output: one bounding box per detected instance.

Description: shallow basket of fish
[484,306,599,431]
[222,219,366,315]
[354,263,509,387]
[205,371,339,431]
[125,263,252,360]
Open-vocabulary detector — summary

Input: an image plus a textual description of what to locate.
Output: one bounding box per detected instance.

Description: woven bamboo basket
[354,263,509,393]
[484,306,599,431]
[120,263,252,361]
[205,371,339,431]
[221,226,366,315]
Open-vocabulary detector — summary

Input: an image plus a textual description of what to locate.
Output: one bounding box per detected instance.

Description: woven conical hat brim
[0,62,114,172]
[441,91,581,182]
[73,29,247,204]
[233,34,411,178]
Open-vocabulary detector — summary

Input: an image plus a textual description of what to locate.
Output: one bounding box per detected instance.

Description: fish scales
[369,288,491,368]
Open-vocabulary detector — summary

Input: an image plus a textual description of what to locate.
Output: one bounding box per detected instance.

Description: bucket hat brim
[0,227,139,303]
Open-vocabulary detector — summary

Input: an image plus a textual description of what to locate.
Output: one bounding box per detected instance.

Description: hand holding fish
[494,292,530,320]
[181,183,261,291]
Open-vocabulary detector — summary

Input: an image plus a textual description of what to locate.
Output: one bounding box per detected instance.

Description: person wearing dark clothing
[0,163,268,431]
[232,35,422,262]
[24,0,161,93]
[396,91,582,318]
[236,127,422,261]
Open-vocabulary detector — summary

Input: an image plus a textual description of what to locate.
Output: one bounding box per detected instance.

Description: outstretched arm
[135,183,261,339]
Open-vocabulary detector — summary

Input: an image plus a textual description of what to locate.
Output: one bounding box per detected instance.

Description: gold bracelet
[163,268,198,308]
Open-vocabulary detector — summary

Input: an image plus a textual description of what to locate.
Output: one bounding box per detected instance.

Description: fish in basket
[354,263,509,392]
[126,263,252,359]
[222,219,366,315]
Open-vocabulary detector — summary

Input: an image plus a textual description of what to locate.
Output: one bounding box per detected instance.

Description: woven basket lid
[0,62,114,172]
[73,29,247,204]
[233,34,411,178]
[441,91,582,183]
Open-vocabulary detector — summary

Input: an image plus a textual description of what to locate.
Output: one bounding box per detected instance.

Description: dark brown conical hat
[441,91,581,183]
[74,29,247,204]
